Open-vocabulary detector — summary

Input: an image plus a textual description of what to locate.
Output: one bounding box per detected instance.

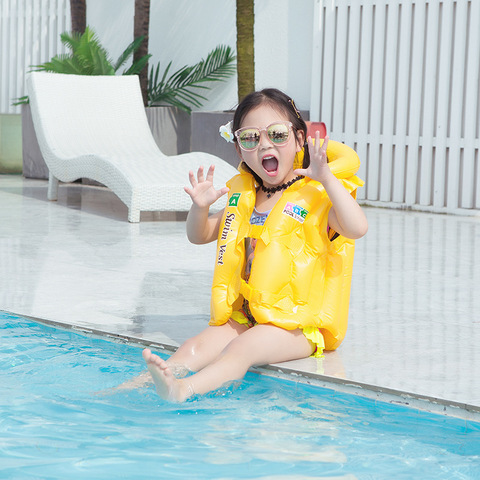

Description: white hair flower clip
[219,121,234,143]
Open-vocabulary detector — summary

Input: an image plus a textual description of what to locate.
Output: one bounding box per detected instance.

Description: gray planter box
[145,106,191,155]
[191,111,239,169]
[22,104,48,179]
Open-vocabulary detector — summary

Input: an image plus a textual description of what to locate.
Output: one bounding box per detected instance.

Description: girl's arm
[186,206,224,244]
[294,134,368,240]
[319,172,368,239]
[184,165,229,244]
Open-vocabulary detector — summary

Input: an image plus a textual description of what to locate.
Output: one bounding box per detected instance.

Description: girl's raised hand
[294,133,333,185]
[184,165,229,208]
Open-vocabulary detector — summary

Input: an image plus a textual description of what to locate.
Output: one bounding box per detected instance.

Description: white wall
[86,0,313,112]
[255,0,314,111]
[2,0,313,113]
[86,0,237,111]
[147,0,238,111]
[86,0,134,64]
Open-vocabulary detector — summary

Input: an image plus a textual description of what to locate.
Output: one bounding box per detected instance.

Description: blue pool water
[1,311,479,479]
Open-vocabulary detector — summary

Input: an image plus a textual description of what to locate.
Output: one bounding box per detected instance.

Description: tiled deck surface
[1,175,479,417]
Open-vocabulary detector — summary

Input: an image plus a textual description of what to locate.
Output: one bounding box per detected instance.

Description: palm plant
[13,27,150,105]
[32,26,150,76]
[148,45,236,113]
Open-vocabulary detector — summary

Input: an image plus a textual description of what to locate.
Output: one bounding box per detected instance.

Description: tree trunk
[134,0,150,106]
[236,0,255,102]
[69,0,86,34]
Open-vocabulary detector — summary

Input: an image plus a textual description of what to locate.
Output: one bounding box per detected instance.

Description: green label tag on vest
[228,193,241,207]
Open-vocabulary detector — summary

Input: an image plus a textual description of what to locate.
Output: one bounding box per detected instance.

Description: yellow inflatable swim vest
[209,140,363,350]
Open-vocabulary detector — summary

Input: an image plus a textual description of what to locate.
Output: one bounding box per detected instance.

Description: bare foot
[142,349,189,402]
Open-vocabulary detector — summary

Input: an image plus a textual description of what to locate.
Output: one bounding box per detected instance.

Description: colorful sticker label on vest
[228,193,241,207]
[282,202,308,223]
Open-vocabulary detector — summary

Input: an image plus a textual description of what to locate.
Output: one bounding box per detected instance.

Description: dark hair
[232,88,310,183]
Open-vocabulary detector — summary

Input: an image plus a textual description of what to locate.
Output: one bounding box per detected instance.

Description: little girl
[143,88,368,402]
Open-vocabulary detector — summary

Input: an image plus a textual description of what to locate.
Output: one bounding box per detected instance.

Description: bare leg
[114,371,151,390]
[166,319,248,372]
[116,321,245,396]
[144,324,315,402]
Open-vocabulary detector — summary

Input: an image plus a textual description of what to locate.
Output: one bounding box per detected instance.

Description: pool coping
[6,309,480,423]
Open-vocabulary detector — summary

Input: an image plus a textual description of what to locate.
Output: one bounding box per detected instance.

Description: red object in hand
[305,121,327,139]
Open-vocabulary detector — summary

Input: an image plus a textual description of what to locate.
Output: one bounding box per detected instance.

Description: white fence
[310,0,480,213]
[0,0,70,114]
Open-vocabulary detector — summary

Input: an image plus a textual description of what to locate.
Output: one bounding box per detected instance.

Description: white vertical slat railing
[0,0,70,114]
[310,0,480,214]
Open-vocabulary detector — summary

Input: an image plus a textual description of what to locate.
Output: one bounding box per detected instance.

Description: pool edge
[3,309,479,422]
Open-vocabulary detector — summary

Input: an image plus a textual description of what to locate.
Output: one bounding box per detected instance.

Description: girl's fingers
[197,165,205,183]
[216,186,230,199]
[293,168,307,177]
[205,164,216,183]
[188,170,197,188]
[307,135,315,152]
[312,132,327,154]
[187,165,219,200]
[321,135,329,154]
[307,132,325,155]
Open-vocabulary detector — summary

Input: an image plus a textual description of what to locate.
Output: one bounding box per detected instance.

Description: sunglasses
[234,121,293,151]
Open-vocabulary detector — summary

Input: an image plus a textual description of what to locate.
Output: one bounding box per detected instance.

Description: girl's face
[236,104,304,188]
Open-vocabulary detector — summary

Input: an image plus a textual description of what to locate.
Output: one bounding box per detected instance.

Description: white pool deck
[1,174,479,420]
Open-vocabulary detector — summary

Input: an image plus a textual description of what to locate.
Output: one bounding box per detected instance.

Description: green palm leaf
[148,45,236,113]
[31,27,114,75]
[114,36,144,72]
[29,26,150,77]
[15,26,149,106]
[32,54,86,74]
[59,31,82,53]
[123,53,151,76]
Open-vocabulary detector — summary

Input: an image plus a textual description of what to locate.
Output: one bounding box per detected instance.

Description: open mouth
[262,155,279,175]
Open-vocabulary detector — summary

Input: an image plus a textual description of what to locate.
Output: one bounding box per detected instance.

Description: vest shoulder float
[209,140,364,350]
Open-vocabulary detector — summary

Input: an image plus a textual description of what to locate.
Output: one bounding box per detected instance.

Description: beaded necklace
[260,175,303,198]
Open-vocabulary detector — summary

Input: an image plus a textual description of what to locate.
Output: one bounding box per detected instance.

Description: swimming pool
[1,311,479,479]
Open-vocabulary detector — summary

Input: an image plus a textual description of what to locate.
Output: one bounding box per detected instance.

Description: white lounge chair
[26,72,238,222]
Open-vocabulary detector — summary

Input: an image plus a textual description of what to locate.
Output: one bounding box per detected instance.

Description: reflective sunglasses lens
[267,123,290,144]
[239,129,260,150]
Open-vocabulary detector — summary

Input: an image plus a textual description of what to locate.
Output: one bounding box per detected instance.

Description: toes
[152,355,166,369]
[143,348,163,367]
[143,349,170,373]
[142,348,152,361]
